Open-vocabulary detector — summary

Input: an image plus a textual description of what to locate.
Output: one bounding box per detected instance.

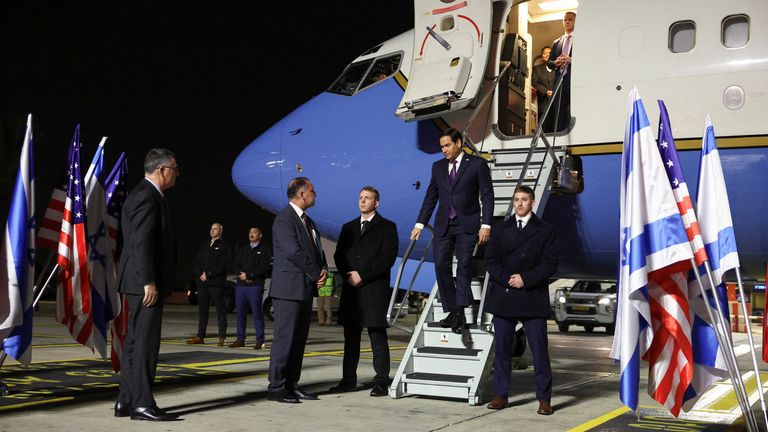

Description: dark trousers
[493,316,552,401]
[341,325,390,386]
[268,297,312,392]
[434,221,476,313]
[117,293,164,408]
[197,285,227,339]
[235,284,265,343]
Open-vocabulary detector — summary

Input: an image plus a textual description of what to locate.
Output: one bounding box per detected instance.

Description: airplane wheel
[606,324,615,335]
[557,322,569,332]
[584,325,594,333]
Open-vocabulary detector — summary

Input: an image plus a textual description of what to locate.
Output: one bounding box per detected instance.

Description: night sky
[0,2,413,288]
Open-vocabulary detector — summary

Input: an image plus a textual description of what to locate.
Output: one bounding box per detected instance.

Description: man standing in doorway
[532,46,555,133]
[411,128,494,334]
[548,11,576,132]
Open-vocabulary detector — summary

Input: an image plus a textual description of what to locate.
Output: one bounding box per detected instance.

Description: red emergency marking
[458,14,481,42]
[419,24,437,56]
[431,1,467,15]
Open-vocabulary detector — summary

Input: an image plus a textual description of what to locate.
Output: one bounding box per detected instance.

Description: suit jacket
[531,63,554,111]
[271,205,327,301]
[548,33,573,80]
[117,179,177,298]
[193,238,232,287]
[334,213,398,328]
[484,214,558,319]
[416,153,494,237]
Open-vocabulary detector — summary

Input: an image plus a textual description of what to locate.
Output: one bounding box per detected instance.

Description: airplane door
[396,0,492,121]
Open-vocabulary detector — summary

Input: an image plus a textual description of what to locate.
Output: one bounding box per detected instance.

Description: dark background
[0,2,413,289]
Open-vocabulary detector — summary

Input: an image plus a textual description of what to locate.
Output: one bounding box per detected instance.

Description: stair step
[415,346,482,359]
[405,372,472,385]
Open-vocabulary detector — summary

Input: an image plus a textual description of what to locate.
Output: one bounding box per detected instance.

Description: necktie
[448,160,458,220]
[518,219,523,231]
[560,35,572,74]
[301,213,320,262]
[360,220,370,236]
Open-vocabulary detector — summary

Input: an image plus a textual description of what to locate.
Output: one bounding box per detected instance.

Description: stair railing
[387,224,435,333]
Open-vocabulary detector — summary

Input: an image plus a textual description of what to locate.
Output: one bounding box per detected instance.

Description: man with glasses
[114,148,179,421]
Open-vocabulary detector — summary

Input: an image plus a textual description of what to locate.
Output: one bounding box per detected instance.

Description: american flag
[658,104,732,412]
[105,153,128,372]
[55,125,93,348]
[610,89,694,417]
[37,167,70,251]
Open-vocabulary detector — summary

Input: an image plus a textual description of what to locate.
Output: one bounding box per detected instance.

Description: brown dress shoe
[217,337,226,347]
[537,400,554,415]
[253,342,265,350]
[228,340,245,348]
[185,336,204,345]
[487,396,507,410]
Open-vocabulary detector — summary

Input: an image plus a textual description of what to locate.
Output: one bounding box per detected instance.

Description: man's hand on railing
[410,227,422,241]
[346,271,362,287]
[477,227,490,245]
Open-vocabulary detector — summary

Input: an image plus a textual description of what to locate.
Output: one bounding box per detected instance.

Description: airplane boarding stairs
[387,144,566,405]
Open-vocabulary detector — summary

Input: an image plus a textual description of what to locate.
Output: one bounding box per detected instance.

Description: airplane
[232,0,768,294]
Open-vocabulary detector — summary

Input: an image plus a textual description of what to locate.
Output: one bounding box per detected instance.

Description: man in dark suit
[115,148,179,421]
[532,46,555,133]
[411,128,494,334]
[484,185,558,415]
[330,186,398,397]
[548,11,576,132]
[268,177,328,403]
[187,222,231,346]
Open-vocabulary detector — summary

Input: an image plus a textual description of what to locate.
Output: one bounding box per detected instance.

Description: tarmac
[0,301,765,431]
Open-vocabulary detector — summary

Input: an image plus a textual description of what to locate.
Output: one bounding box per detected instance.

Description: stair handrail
[386,224,435,332]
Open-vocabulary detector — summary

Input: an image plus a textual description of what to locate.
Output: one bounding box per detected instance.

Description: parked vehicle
[553,280,617,334]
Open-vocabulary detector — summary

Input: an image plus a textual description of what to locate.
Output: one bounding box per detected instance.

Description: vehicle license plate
[572,305,590,312]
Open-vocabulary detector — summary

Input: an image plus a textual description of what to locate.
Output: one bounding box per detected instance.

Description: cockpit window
[328,53,402,96]
[358,53,402,91]
[328,60,373,96]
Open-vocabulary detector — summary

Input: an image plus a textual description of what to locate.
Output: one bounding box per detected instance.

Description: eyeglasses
[160,165,180,174]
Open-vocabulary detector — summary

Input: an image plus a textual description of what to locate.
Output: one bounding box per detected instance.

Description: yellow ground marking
[567,405,631,431]
[0,397,74,411]
[703,373,768,412]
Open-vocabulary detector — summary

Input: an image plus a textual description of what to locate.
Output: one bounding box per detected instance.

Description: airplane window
[357,53,403,92]
[328,60,373,96]
[722,15,749,48]
[669,20,696,53]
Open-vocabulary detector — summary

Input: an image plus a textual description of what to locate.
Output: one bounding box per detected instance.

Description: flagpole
[696,260,758,431]
[32,264,59,309]
[734,268,768,430]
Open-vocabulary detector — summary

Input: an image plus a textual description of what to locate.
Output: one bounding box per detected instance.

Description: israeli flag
[0,114,35,365]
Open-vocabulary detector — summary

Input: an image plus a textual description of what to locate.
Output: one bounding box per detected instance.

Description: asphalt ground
[0,302,764,431]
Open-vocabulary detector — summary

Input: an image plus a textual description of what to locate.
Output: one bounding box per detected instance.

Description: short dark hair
[360,186,380,201]
[144,148,176,174]
[249,226,262,235]
[514,185,535,201]
[287,177,311,198]
[541,46,552,54]
[439,128,463,144]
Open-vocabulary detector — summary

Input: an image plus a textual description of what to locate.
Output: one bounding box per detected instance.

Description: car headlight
[598,297,611,305]
[558,296,566,304]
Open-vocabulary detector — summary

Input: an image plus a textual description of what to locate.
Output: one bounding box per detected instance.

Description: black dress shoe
[267,390,300,404]
[369,384,388,397]
[289,387,318,400]
[329,381,357,393]
[451,312,467,334]
[130,406,178,421]
[438,311,455,328]
[114,401,130,418]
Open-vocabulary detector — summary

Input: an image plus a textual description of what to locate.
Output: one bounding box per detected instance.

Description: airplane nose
[232,122,284,212]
